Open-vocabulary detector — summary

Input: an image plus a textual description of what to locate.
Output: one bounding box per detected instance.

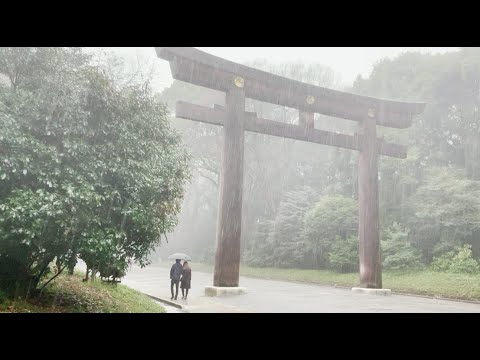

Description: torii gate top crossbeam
[156,47,426,129]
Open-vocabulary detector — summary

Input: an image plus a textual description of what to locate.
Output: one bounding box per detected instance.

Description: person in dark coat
[180,261,191,300]
[170,259,183,300]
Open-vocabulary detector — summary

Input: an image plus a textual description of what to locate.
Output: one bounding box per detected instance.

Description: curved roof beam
[156,47,426,129]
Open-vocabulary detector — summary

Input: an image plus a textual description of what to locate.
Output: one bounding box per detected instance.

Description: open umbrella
[168,253,192,261]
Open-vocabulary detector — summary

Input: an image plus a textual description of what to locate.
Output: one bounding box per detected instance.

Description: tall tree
[0,48,190,297]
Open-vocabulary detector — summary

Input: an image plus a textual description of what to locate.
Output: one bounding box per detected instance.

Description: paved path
[121,265,480,313]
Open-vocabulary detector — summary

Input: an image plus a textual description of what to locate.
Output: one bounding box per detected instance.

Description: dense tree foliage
[0,48,190,297]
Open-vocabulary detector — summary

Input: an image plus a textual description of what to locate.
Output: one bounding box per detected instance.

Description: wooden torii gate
[156,47,426,290]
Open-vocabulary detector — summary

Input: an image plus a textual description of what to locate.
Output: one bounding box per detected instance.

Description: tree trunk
[84,266,90,282]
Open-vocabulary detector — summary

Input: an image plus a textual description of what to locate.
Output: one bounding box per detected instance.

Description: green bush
[430,250,456,272]
[328,236,358,273]
[430,245,480,274]
[244,188,317,269]
[383,250,424,271]
[302,195,358,269]
[381,223,423,271]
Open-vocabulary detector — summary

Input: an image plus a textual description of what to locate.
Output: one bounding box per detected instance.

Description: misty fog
[4,46,480,313]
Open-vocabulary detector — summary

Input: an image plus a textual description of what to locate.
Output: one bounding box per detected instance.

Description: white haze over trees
[102,46,480,278]
[6,47,478,286]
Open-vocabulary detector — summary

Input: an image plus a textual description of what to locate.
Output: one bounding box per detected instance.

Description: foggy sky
[88,47,458,92]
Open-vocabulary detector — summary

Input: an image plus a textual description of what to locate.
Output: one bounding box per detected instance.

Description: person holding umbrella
[168,253,191,301]
[169,259,183,300]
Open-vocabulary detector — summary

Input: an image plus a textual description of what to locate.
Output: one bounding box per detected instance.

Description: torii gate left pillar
[213,83,245,288]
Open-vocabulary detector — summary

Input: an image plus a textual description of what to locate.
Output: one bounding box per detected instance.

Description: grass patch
[240,266,480,302]
[382,271,480,301]
[0,274,165,313]
[240,266,357,287]
[159,262,480,302]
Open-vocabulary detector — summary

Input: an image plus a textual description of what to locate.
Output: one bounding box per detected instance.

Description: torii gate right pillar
[357,113,382,289]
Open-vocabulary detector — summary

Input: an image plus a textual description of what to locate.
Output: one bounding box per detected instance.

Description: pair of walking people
[169,259,191,300]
